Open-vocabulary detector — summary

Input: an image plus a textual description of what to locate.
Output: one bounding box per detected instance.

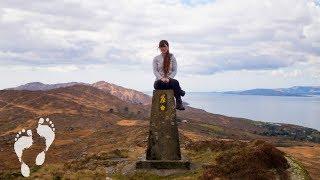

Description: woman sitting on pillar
[153,40,186,110]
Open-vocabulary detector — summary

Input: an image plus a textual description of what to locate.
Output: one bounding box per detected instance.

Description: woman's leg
[154,79,185,110]
[168,78,183,98]
[154,79,168,90]
[168,78,185,110]
[154,79,184,96]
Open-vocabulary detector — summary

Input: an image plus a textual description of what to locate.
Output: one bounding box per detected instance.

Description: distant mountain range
[223,86,320,97]
[5,82,87,91]
[5,81,152,105]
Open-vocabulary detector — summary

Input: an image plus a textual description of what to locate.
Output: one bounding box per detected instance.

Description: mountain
[5,82,87,91]
[0,83,319,178]
[224,86,320,97]
[92,81,151,105]
[4,81,152,105]
[279,86,320,95]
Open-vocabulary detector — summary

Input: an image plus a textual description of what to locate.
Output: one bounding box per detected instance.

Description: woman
[153,40,186,110]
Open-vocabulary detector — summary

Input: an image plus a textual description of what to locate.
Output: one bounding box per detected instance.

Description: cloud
[0,0,319,75]
[271,69,302,78]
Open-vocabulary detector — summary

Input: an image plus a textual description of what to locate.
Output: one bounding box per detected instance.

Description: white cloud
[271,69,303,78]
[0,0,319,76]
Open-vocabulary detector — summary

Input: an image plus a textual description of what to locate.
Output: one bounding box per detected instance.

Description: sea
[144,91,320,131]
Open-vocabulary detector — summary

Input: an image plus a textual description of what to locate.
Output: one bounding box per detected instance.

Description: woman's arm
[153,57,162,80]
[169,55,177,79]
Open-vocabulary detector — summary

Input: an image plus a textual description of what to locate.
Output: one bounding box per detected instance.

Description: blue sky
[0,0,319,92]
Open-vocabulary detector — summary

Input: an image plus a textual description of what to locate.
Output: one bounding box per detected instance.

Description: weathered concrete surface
[136,90,190,169]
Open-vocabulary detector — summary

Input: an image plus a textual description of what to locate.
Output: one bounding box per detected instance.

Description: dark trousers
[153,78,183,100]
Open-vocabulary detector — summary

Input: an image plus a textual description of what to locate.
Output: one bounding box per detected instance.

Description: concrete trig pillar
[136,90,190,169]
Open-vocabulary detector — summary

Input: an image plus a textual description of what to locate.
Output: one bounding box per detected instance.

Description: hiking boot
[175,97,185,110]
[180,90,185,97]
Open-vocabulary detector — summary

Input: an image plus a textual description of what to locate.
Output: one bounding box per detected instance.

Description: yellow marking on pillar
[160,95,166,103]
[159,93,167,111]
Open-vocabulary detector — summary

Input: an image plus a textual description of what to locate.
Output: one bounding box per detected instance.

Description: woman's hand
[161,77,170,83]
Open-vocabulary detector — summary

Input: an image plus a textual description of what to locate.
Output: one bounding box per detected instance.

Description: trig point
[136,90,190,169]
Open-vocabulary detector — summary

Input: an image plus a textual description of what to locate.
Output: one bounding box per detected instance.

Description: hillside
[0,83,319,179]
[4,81,152,105]
[92,81,151,105]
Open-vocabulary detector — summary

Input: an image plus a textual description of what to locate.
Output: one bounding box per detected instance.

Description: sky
[0,0,319,92]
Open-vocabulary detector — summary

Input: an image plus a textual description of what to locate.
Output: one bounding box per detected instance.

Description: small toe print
[27,130,32,136]
[39,118,44,124]
[46,118,49,122]
[22,129,25,133]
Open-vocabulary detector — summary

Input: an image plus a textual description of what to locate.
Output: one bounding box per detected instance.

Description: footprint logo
[35,117,55,166]
[13,129,33,177]
[13,117,56,177]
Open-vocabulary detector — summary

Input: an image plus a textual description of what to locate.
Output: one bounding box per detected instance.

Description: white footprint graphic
[35,117,55,166]
[14,129,33,177]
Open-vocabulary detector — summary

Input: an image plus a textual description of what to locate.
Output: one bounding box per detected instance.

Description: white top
[152,53,177,80]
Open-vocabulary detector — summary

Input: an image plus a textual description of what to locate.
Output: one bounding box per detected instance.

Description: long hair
[158,40,172,77]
